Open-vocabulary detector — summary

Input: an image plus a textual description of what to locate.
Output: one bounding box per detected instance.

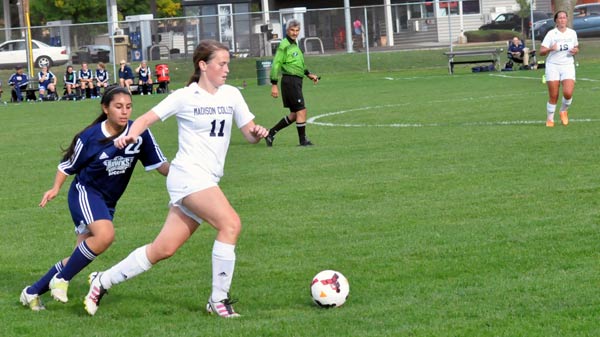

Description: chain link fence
[1,3,592,78]
[0,2,493,68]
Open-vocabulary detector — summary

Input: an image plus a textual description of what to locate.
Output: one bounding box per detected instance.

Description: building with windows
[181,0,551,54]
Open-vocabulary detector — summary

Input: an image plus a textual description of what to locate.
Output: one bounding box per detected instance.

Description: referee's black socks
[296,123,307,144]
[270,116,292,136]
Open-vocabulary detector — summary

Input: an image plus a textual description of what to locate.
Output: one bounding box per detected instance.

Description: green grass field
[2,41,600,336]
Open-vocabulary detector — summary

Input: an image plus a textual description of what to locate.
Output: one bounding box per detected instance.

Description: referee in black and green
[266,19,319,147]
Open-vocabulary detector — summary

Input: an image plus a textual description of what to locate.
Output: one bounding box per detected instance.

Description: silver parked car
[533,4,600,40]
[0,39,69,69]
[71,44,111,64]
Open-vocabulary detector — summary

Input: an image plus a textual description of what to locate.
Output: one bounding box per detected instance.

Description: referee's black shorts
[281,74,305,113]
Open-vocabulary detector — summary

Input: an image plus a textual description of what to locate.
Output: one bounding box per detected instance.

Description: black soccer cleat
[299,140,314,147]
[265,134,274,147]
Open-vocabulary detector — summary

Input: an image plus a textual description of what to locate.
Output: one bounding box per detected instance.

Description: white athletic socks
[98,241,236,301]
[547,102,556,121]
[561,97,572,112]
[548,98,572,121]
[211,240,236,302]
[100,245,152,290]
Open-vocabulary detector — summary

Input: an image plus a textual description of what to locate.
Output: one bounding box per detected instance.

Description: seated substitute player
[95,62,109,97]
[118,60,134,93]
[38,65,57,100]
[19,85,169,312]
[8,65,29,102]
[507,36,533,67]
[79,63,96,98]
[135,60,153,95]
[64,65,79,97]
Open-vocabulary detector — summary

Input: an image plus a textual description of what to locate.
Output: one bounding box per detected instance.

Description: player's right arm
[114,111,161,149]
[40,170,68,207]
[270,41,287,86]
[270,48,283,98]
[539,33,555,56]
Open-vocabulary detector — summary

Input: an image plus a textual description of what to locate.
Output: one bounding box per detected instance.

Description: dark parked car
[71,45,110,64]
[533,4,600,40]
[480,11,551,35]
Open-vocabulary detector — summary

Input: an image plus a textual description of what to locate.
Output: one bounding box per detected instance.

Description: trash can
[113,35,129,63]
[256,60,272,86]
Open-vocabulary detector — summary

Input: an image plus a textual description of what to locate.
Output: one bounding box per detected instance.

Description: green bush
[465,30,524,42]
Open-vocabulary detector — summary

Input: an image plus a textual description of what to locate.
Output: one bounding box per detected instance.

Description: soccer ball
[310,270,349,308]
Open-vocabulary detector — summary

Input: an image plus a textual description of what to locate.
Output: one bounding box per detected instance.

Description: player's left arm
[570,45,579,55]
[306,72,319,84]
[570,36,579,55]
[240,120,268,144]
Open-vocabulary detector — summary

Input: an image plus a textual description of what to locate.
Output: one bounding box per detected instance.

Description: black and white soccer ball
[310,270,349,308]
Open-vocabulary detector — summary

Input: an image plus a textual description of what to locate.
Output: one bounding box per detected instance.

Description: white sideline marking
[490,73,600,82]
[310,75,600,128]
[308,104,599,128]
[577,77,600,82]
[489,74,539,80]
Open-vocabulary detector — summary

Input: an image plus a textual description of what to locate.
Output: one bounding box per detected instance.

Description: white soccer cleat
[49,275,69,303]
[206,296,241,318]
[20,287,45,311]
[84,272,108,316]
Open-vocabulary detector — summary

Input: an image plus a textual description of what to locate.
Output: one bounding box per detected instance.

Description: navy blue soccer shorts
[68,182,115,235]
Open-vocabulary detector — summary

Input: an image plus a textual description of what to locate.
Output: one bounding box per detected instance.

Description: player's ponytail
[61,114,107,162]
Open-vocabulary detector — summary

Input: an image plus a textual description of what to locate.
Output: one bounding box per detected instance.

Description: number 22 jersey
[58,120,167,206]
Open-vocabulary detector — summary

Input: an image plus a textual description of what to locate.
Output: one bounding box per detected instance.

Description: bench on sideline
[130,82,169,95]
[443,48,502,74]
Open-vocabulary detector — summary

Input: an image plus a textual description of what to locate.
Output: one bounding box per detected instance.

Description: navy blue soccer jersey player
[38,66,57,99]
[118,60,134,93]
[95,62,109,96]
[20,85,170,311]
[79,63,95,98]
[135,60,153,95]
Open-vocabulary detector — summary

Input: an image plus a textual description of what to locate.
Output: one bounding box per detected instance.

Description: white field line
[490,73,600,82]
[383,73,600,82]
[308,77,600,127]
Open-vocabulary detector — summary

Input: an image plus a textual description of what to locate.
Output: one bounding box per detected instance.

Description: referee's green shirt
[270,36,309,85]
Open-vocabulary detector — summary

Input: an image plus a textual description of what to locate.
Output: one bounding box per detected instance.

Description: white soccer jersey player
[541,27,578,66]
[152,82,254,185]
